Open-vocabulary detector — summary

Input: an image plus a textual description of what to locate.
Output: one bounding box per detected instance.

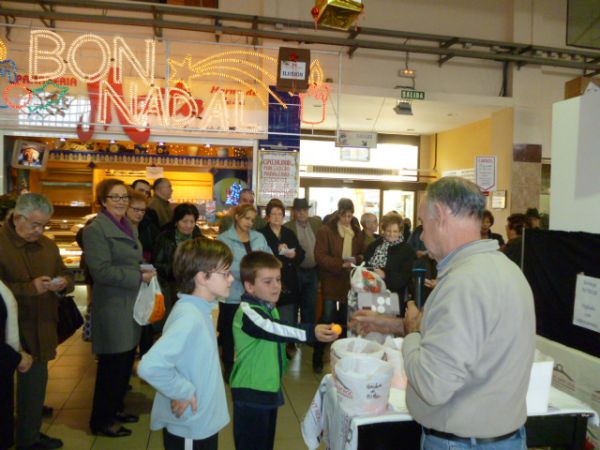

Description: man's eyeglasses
[106,195,130,202]
[19,215,49,230]
[129,207,146,214]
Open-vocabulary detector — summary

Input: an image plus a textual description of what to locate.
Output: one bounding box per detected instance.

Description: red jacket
[314,218,363,303]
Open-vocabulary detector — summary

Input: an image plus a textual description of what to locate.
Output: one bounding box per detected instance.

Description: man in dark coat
[0,193,74,450]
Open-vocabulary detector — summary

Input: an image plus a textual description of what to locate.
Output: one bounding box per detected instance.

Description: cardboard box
[526,350,554,414]
[564,76,600,99]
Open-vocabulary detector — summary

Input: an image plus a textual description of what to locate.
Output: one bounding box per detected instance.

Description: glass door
[308,187,380,221]
[382,190,415,222]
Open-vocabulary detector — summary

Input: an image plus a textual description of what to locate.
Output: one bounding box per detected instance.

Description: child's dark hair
[174,238,233,294]
[240,251,282,285]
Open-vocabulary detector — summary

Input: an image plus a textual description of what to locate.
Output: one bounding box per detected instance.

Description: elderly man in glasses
[0,193,74,450]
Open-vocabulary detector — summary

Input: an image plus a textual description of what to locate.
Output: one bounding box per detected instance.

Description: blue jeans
[421,427,527,450]
[297,268,318,324]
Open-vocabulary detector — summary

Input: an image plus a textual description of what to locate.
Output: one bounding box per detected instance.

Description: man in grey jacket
[353,177,535,449]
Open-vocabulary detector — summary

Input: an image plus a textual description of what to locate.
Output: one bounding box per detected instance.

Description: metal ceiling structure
[1,0,600,76]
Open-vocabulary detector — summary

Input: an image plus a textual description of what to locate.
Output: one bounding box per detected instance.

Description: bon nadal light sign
[0,30,331,144]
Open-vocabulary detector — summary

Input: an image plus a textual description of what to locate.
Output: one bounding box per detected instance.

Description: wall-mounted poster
[12,140,49,171]
[256,150,299,207]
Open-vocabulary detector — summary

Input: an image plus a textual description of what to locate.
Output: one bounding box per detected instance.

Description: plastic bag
[334,355,394,415]
[133,277,165,326]
[383,336,407,389]
[350,263,386,293]
[330,337,385,372]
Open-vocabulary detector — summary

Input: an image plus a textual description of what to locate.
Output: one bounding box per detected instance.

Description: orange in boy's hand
[331,324,343,335]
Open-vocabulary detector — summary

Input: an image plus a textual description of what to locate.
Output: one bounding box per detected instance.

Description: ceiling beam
[1,1,600,73]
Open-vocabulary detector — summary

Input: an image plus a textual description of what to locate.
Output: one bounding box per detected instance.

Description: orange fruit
[331,324,343,335]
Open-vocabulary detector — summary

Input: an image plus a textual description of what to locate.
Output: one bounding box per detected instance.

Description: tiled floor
[29,330,328,450]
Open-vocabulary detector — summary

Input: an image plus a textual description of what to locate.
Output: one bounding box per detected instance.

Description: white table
[302,375,598,450]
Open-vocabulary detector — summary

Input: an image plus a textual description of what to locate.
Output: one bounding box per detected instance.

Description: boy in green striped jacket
[230,251,338,450]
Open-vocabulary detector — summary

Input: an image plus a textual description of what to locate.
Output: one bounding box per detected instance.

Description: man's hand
[349,310,404,336]
[47,277,68,292]
[171,394,197,418]
[424,278,437,289]
[141,269,156,284]
[18,351,33,373]
[32,276,52,294]
[315,324,339,343]
[403,301,423,334]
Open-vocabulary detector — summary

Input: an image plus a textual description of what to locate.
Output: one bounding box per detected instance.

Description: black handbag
[57,295,84,344]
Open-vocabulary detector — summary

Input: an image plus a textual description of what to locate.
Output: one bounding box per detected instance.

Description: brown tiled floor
[22,330,329,450]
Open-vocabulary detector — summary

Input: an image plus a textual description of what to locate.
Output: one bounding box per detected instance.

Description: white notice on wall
[257,150,299,207]
[475,156,497,192]
[573,273,600,333]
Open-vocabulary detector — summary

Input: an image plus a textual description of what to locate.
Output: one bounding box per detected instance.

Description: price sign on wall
[256,150,300,207]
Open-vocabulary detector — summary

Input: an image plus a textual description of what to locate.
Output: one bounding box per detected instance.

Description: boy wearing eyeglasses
[230,251,338,450]
[138,238,234,450]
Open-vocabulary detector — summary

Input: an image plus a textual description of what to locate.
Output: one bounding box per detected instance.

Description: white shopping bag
[350,263,386,293]
[334,355,394,416]
[383,336,407,389]
[133,277,165,326]
[330,337,385,372]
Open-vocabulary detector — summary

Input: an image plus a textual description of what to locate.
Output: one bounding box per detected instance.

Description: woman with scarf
[364,213,416,314]
[313,198,363,373]
[83,178,157,438]
[153,203,203,317]
[1,280,32,450]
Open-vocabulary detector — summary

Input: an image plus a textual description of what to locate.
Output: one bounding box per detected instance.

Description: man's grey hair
[360,212,377,228]
[14,193,54,217]
[426,177,485,220]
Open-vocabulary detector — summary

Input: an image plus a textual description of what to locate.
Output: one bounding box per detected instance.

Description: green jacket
[283,216,322,237]
[231,294,316,406]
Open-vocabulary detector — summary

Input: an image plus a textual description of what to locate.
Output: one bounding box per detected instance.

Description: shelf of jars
[48,150,252,169]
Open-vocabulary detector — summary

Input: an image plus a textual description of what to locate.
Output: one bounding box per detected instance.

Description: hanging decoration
[0,38,7,60]
[26,80,70,115]
[225,182,244,206]
[168,50,286,108]
[277,47,311,93]
[0,59,18,84]
[299,59,330,125]
[311,0,364,30]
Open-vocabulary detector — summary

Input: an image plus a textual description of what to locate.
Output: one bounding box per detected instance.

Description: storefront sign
[475,156,497,192]
[256,150,299,207]
[336,130,377,148]
[0,30,293,142]
[573,274,600,333]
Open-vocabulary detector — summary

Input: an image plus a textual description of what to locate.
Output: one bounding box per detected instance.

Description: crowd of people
[0,176,544,450]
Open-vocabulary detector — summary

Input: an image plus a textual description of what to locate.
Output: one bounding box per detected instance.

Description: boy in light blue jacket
[138,238,234,450]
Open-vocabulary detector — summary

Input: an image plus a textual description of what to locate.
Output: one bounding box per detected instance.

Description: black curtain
[523,229,600,358]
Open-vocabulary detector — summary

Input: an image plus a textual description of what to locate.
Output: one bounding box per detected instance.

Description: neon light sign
[19,30,330,142]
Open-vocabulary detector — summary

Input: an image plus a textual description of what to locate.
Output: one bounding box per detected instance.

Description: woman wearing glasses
[83,178,157,438]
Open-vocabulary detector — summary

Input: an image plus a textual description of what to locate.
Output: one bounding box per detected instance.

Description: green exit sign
[400,90,425,100]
